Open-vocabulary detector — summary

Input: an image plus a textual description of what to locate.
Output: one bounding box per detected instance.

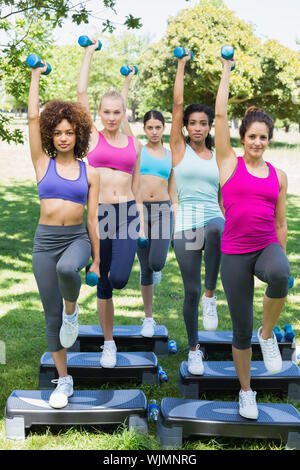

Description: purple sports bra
[37,158,89,205]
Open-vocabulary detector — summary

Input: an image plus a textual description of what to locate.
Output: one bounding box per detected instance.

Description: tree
[0,1,143,143]
[135,3,300,122]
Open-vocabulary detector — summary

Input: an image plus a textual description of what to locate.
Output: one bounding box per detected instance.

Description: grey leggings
[32,224,91,352]
[174,217,224,347]
[137,201,173,285]
[221,243,290,350]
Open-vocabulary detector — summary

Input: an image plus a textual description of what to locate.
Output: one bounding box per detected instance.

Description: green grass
[0,178,299,450]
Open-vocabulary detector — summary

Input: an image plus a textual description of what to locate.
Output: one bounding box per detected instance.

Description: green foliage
[0,1,143,143]
[136,3,300,121]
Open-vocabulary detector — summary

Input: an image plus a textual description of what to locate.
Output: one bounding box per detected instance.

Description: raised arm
[121,70,135,138]
[170,55,190,167]
[28,65,49,170]
[77,41,98,118]
[214,58,237,183]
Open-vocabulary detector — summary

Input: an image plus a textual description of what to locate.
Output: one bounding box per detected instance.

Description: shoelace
[51,377,71,393]
[142,318,156,325]
[240,390,257,406]
[190,344,204,360]
[62,316,78,333]
[262,335,279,358]
[203,297,217,317]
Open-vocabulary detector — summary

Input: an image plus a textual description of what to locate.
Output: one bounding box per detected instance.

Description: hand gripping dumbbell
[138,237,149,249]
[85,263,98,287]
[221,45,235,71]
[174,47,194,59]
[26,54,52,75]
[120,65,138,76]
[78,35,102,51]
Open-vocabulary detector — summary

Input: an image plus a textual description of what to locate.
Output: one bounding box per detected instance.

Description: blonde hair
[99,87,126,111]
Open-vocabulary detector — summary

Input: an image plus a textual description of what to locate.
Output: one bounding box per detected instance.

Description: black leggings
[221,243,290,350]
[174,217,224,347]
[137,201,173,285]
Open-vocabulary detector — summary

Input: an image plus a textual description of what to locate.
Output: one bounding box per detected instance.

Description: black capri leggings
[221,243,290,350]
[32,224,91,352]
[137,201,173,285]
[174,217,224,347]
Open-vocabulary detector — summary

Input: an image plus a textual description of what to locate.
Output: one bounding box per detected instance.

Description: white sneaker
[188,344,204,375]
[202,294,218,331]
[100,342,117,368]
[49,375,73,409]
[258,326,282,374]
[239,389,258,420]
[141,317,156,337]
[153,271,162,285]
[59,303,79,349]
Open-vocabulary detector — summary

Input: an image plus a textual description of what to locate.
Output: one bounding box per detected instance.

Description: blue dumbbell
[168,340,178,354]
[288,276,294,289]
[78,35,102,51]
[85,263,98,287]
[273,325,283,342]
[283,323,295,342]
[26,54,52,75]
[120,65,138,76]
[138,237,149,249]
[221,45,235,70]
[174,47,194,60]
[158,366,168,382]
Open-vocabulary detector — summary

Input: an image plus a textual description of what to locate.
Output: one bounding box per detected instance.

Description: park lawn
[0,177,299,451]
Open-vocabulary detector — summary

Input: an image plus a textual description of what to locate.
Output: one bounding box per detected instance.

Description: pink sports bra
[87,132,136,175]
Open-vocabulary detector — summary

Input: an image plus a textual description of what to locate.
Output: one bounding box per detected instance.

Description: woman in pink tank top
[214,54,290,419]
[77,39,143,369]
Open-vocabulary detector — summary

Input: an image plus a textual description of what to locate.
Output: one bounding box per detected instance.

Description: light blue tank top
[173,145,224,232]
[140,145,172,180]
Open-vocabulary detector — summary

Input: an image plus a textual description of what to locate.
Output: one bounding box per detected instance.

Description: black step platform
[157,398,300,449]
[38,351,159,389]
[198,330,296,360]
[179,360,300,401]
[5,389,148,441]
[69,324,169,357]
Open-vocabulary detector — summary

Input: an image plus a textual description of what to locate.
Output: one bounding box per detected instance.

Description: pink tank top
[221,157,280,254]
[87,132,136,175]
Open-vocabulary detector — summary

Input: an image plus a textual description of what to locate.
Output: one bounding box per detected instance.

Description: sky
[53,0,300,51]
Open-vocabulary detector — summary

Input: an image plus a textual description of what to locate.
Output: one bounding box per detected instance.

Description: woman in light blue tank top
[171,51,224,375]
[122,73,178,337]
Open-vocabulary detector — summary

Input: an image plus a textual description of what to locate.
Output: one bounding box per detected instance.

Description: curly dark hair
[39,100,92,159]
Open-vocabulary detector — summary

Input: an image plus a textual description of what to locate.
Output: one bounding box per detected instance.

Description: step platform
[5,389,148,441]
[178,360,300,401]
[69,324,169,357]
[157,398,300,449]
[198,330,296,360]
[38,351,159,389]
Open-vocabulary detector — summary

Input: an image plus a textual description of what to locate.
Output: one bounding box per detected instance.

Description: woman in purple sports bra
[77,39,143,369]
[215,54,290,420]
[29,63,100,409]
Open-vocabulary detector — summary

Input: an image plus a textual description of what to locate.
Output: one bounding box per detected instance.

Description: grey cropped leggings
[32,224,91,352]
[174,217,224,347]
[221,243,290,350]
[137,201,173,285]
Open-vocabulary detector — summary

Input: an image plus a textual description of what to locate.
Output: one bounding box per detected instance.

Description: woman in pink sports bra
[77,39,143,369]
[215,54,290,420]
